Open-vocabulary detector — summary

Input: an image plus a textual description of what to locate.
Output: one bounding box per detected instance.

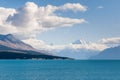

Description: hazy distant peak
[91,46,120,59]
[72,40,87,44]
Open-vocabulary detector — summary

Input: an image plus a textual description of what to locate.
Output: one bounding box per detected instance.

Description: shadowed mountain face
[0,34,70,59]
[91,46,120,59]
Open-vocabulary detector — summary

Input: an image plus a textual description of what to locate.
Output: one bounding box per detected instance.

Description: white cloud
[23,38,66,52]
[97,6,104,9]
[0,7,15,21]
[59,3,87,12]
[0,7,17,34]
[0,2,87,39]
[0,23,17,34]
[69,43,107,51]
[100,37,120,44]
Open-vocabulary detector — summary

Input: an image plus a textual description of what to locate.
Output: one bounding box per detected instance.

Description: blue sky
[0,0,120,45]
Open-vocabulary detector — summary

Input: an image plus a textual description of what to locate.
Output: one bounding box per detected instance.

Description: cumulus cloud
[59,3,87,12]
[0,7,17,34]
[0,2,87,39]
[0,7,15,21]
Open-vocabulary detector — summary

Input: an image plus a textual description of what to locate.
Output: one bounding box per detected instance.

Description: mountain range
[91,46,120,59]
[0,34,69,59]
[56,40,120,59]
[0,34,119,60]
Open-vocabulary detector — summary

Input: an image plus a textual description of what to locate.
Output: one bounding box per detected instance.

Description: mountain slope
[0,34,70,59]
[0,34,34,50]
[91,46,120,59]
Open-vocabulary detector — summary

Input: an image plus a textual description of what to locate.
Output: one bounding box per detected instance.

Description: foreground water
[0,60,120,80]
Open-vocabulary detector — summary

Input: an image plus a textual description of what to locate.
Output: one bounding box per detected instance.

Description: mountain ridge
[0,34,34,50]
[91,46,120,59]
[0,34,70,59]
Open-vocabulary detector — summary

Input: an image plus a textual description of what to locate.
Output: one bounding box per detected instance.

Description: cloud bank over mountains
[24,37,120,52]
[0,2,86,39]
[23,39,107,51]
[23,38,120,59]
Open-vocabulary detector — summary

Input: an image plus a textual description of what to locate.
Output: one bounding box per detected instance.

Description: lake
[0,60,120,80]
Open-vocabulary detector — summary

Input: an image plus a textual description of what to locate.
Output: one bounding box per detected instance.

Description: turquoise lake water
[0,60,120,80]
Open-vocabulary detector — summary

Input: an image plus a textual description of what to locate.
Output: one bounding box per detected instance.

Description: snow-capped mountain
[55,39,100,59]
[72,40,86,44]
[72,40,82,44]
[72,39,90,45]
